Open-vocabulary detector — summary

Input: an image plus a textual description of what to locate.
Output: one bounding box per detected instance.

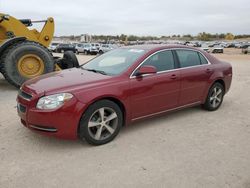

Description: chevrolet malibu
[17,45,232,145]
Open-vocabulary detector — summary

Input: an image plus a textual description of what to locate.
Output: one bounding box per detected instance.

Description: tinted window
[142,50,175,72]
[176,50,201,68]
[198,53,208,64]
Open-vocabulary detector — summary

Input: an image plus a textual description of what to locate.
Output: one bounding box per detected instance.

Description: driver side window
[142,50,175,72]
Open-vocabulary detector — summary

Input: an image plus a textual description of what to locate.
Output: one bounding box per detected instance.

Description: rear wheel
[1,41,54,88]
[203,82,225,111]
[79,100,123,145]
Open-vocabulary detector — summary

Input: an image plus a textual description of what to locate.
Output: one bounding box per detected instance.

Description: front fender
[0,37,26,55]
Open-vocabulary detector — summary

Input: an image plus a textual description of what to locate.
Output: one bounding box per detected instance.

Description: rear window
[198,53,208,64]
[176,50,201,68]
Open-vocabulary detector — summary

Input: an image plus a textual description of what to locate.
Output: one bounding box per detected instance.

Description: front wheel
[79,100,123,145]
[203,82,225,111]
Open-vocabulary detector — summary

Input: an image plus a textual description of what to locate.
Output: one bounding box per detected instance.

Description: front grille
[18,103,26,113]
[18,90,32,100]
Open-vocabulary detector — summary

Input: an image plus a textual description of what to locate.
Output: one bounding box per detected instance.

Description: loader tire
[1,41,54,88]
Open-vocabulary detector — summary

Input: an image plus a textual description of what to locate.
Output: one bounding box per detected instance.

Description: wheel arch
[77,96,127,136]
[0,37,27,59]
[202,78,226,104]
[213,79,225,90]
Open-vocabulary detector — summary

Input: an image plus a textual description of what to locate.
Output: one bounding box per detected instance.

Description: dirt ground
[0,49,250,188]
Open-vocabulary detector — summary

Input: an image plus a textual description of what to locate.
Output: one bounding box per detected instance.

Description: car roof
[121,44,200,51]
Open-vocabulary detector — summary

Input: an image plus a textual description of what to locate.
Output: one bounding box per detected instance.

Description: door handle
[170,74,177,80]
[205,68,212,73]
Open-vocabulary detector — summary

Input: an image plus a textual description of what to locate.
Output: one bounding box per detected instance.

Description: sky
[1,0,250,36]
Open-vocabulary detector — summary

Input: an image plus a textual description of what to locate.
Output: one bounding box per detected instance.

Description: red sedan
[17,45,232,145]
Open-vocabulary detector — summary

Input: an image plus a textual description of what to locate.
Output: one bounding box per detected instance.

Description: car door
[130,50,181,119]
[175,49,213,106]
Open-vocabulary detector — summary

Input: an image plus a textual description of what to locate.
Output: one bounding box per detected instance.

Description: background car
[200,44,210,53]
[99,44,118,54]
[56,43,76,53]
[242,46,250,54]
[83,43,99,55]
[75,43,85,54]
[48,42,60,52]
[211,45,224,53]
[224,43,235,48]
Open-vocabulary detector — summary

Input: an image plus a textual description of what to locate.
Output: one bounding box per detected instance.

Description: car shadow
[24,130,91,149]
[22,106,203,150]
[121,106,203,134]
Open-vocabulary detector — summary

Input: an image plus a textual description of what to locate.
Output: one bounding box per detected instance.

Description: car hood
[23,68,113,95]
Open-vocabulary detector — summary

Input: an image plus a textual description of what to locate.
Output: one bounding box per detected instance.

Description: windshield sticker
[129,49,145,53]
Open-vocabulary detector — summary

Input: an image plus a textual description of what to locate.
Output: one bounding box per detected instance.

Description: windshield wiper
[82,68,107,75]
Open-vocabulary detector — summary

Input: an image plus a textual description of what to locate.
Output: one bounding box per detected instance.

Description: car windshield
[82,48,146,75]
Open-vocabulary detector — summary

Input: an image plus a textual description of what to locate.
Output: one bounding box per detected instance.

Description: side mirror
[136,65,157,76]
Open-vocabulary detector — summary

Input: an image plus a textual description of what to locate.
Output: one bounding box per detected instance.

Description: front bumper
[17,89,87,140]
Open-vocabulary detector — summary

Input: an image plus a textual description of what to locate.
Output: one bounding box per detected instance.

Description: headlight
[36,93,73,110]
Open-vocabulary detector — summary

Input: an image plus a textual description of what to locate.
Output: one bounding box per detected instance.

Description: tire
[1,41,54,88]
[63,51,79,68]
[79,100,123,145]
[99,50,103,54]
[76,50,79,54]
[84,50,88,55]
[202,82,225,111]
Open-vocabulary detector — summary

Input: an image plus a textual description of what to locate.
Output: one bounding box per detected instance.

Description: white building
[80,34,92,43]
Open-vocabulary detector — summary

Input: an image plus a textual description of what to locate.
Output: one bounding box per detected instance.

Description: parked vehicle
[83,43,99,55]
[17,45,232,145]
[200,44,210,53]
[242,46,250,54]
[211,45,224,53]
[48,42,60,52]
[99,44,118,54]
[56,43,76,53]
[225,43,235,48]
[75,43,85,54]
[240,43,250,49]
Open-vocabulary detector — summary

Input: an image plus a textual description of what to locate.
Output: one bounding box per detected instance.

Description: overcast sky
[1,0,250,36]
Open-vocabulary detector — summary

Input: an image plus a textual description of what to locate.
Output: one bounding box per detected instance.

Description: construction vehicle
[0,13,79,88]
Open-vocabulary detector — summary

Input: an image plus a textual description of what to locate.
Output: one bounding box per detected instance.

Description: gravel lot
[0,49,250,188]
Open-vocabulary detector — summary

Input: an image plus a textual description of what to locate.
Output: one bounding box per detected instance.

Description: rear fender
[201,72,224,103]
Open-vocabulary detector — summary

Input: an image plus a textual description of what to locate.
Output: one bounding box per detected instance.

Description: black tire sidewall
[3,42,54,87]
[63,51,79,68]
[79,100,123,145]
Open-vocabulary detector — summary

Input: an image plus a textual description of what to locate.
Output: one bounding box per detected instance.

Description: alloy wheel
[209,87,223,108]
[88,107,118,140]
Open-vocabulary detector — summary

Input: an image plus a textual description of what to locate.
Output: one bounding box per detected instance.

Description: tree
[119,34,127,41]
[225,33,235,40]
[197,32,211,41]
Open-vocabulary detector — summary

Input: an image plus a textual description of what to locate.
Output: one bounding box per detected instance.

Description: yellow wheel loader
[0,13,79,88]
